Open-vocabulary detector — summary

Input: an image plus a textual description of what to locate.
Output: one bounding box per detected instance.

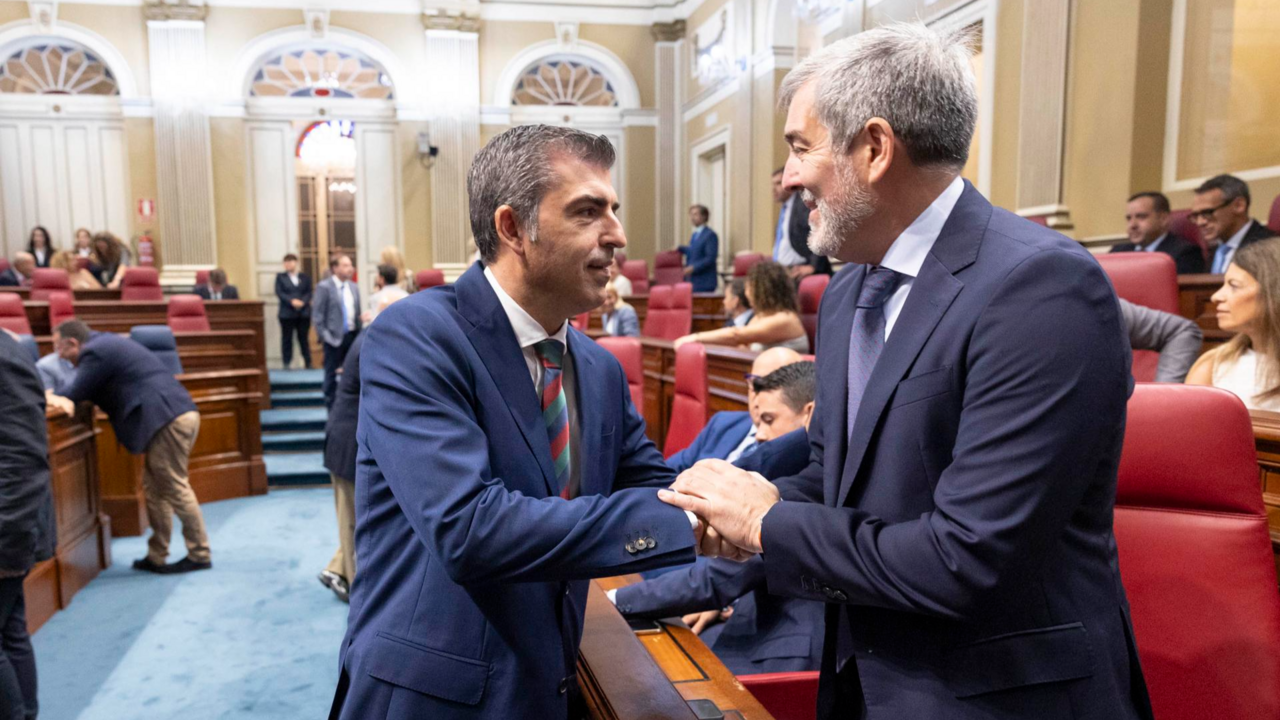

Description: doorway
[693,132,729,278]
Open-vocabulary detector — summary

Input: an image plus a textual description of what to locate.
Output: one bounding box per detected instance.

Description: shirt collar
[877,176,965,279]
[1225,220,1255,250]
[483,266,568,351]
[1145,233,1167,251]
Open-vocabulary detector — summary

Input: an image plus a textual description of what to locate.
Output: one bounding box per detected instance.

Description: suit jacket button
[833,590,848,602]
[558,678,569,695]
[644,537,656,549]
[626,542,637,554]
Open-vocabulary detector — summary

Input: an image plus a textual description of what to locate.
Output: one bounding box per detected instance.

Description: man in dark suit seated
[330,125,701,720]
[275,253,313,370]
[1195,174,1278,273]
[1109,191,1205,274]
[679,204,720,292]
[194,268,239,300]
[666,346,803,473]
[772,167,833,279]
[0,253,34,287]
[660,24,1153,720]
[44,320,212,575]
[612,362,822,675]
[723,277,754,328]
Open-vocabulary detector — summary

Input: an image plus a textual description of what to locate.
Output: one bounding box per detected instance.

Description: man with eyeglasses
[1192,174,1276,274]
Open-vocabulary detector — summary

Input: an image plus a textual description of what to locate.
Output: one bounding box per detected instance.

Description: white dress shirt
[288,272,299,286]
[1216,220,1258,272]
[1143,234,1167,253]
[724,424,758,464]
[878,176,965,340]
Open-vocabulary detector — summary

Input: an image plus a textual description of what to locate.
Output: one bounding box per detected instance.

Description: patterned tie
[847,267,901,435]
[535,339,573,498]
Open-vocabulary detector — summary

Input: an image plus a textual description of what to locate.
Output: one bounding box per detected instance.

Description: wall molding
[491,39,643,110]
[682,74,739,123]
[0,19,141,98]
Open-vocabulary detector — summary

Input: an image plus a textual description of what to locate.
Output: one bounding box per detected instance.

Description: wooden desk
[35,330,260,374]
[579,579,774,720]
[641,339,758,449]
[1249,410,1280,579]
[5,287,121,302]
[593,294,728,336]
[97,369,267,536]
[1178,275,1230,351]
[27,405,111,634]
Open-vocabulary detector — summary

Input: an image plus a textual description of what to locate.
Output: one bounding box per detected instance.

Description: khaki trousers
[325,474,356,583]
[142,411,211,564]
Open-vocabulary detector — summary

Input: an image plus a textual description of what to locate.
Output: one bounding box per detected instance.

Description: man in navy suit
[1109,192,1205,274]
[679,205,719,292]
[661,25,1153,720]
[193,268,240,300]
[330,125,699,720]
[275,253,313,370]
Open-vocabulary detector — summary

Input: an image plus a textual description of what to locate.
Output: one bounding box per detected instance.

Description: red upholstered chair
[30,269,71,301]
[0,258,8,275]
[596,336,644,411]
[1025,215,1049,227]
[733,252,766,277]
[0,293,31,335]
[1270,194,1280,234]
[167,294,211,332]
[415,268,445,291]
[739,672,819,720]
[1096,252,1179,382]
[194,269,210,286]
[798,274,830,352]
[621,260,649,295]
[570,312,590,331]
[653,250,684,286]
[120,267,164,301]
[46,291,75,329]
[1114,384,1280,720]
[671,281,692,314]
[1168,209,1207,260]
[663,342,708,457]
[642,285,673,339]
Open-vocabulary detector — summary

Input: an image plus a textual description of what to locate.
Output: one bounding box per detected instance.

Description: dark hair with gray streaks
[468,125,616,265]
[779,22,978,170]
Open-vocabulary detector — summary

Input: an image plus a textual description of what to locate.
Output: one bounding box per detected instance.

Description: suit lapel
[455,264,558,496]
[568,330,605,496]
[819,265,860,506]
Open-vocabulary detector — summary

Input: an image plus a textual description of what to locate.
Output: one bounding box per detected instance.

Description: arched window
[0,39,118,95]
[511,57,619,107]
[249,46,393,100]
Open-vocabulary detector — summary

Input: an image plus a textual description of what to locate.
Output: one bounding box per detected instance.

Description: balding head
[752,347,803,379]
[12,252,34,276]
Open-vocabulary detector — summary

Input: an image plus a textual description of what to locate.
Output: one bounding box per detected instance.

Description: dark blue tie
[846,267,900,435]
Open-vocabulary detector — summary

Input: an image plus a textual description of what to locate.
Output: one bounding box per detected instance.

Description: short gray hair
[779,22,978,170]
[1196,174,1251,209]
[468,125,616,264]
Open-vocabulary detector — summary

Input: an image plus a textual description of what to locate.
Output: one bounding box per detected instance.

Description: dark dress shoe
[318,570,350,603]
[132,557,169,574]
[165,557,212,573]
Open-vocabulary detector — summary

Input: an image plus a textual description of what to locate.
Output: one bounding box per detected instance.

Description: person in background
[36,346,77,393]
[26,227,54,268]
[73,228,93,258]
[1195,174,1277,274]
[379,246,410,292]
[1187,238,1280,410]
[600,281,639,337]
[0,329,56,720]
[50,250,102,290]
[275,253,313,370]
[0,253,34,287]
[1109,192,1205,274]
[194,269,239,301]
[312,254,360,408]
[318,327,365,604]
[607,255,633,296]
[679,204,719,292]
[88,233,129,289]
[675,261,808,352]
[362,264,409,324]
[723,277,753,328]
[771,167,832,279]
[1119,298,1202,382]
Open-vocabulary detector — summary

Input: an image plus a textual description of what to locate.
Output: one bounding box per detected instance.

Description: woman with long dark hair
[88,232,128,289]
[674,260,808,352]
[27,226,54,267]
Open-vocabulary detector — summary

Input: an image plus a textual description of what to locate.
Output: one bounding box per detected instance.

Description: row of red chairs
[0,291,212,335]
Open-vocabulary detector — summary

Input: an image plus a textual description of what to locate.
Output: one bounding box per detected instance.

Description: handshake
[658,459,781,562]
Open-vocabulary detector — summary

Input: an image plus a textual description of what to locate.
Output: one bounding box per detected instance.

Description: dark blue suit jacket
[323,332,362,482]
[617,428,823,675]
[759,183,1154,719]
[332,263,697,720]
[665,411,753,473]
[680,226,719,292]
[61,332,195,454]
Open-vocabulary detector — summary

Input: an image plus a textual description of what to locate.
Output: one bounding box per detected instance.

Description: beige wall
[208,118,251,296]
[399,121,433,276]
[125,118,157,244]
[479,21,556,106]
[0,2,28,27]
[57,3,151,96]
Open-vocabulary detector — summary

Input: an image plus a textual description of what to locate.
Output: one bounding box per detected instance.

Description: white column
[422,13,481,279]
[145,8,218,283]
[1014,0,1073,229]
[652,22,685,253]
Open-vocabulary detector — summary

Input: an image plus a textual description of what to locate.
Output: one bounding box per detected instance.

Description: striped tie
[535,339,573,498]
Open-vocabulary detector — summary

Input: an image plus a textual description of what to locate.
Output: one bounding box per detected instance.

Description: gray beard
[806,162,875,259]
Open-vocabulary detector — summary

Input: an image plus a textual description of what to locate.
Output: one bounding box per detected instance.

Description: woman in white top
[73,228,93,258]
[674,260,809,353]
[1187,238,1280,412]
[362,263,410,324]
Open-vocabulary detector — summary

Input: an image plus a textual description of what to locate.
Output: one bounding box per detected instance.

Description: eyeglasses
[1189,199,1233,222]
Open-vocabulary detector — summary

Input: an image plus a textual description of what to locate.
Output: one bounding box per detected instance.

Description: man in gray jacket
[311,254,361,408]
[1119,297,1203,382]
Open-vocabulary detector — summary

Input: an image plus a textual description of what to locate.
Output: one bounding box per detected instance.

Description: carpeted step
[265,453,331,486]
[263,431,326,453]
[269,368,325,392]
[271,390,325,408]
[261,407,327,433]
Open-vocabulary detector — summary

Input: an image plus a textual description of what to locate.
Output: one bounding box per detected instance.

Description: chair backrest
[0,292,31,334]
[130,325,184,374]
[570,312,590,332]
[663,342,708,457]
[120,267,163,301]
[46,291,75,329]
[1270,194,1280,234]
[1168,209,1206,257]
[29,268,71,301]
[739,672,820,720]
[642,285,692,340]
[194,269,210,286]
[1096,252,1179,382]
[621,260,649,295]
[1114,384,1280,720]
[733,252,766,277]
[16,334,39,364]
[596,336,644,411]
[798,274,830,352]
[652,250,684,286]
[415,268,445,291]
[167,293,211,333]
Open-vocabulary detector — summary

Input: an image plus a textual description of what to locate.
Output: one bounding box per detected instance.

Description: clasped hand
[659,459,780,562]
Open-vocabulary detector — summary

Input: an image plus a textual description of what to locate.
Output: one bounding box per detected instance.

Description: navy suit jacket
[1108,232,1205,274]
[275,272,313,320]
[680,226,720,292]
[323,332,362,482]
[61,332,196,454]
[759,183,1153,719]
[617,428,823,675]
[194,284,239,300]
[665,411,753,473]
[332,263,697,720]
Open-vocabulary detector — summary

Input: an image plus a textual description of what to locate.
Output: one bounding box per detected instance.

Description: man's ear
[494,205,528,260]
[862,118,896,184]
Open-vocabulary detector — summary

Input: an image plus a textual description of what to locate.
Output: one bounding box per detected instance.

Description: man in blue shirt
[679,204,719,292]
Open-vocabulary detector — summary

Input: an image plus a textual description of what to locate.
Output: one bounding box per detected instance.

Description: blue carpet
[264,453,331,486]
[34,488,348,720]
[262,431,326,453]
[270,390,326,408]
[260,408,327,432]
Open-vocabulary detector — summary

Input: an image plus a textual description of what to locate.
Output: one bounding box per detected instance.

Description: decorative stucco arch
[0,19,139,98]
[229,26,414,105]
[493,39,642,110]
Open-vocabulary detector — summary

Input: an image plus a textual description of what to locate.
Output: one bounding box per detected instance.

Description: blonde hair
[379,246,406,279]
[50,250,78,273]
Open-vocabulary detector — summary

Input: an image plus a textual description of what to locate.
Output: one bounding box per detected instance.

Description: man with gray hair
[658,23,1154,719]
[331,124,699,720]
